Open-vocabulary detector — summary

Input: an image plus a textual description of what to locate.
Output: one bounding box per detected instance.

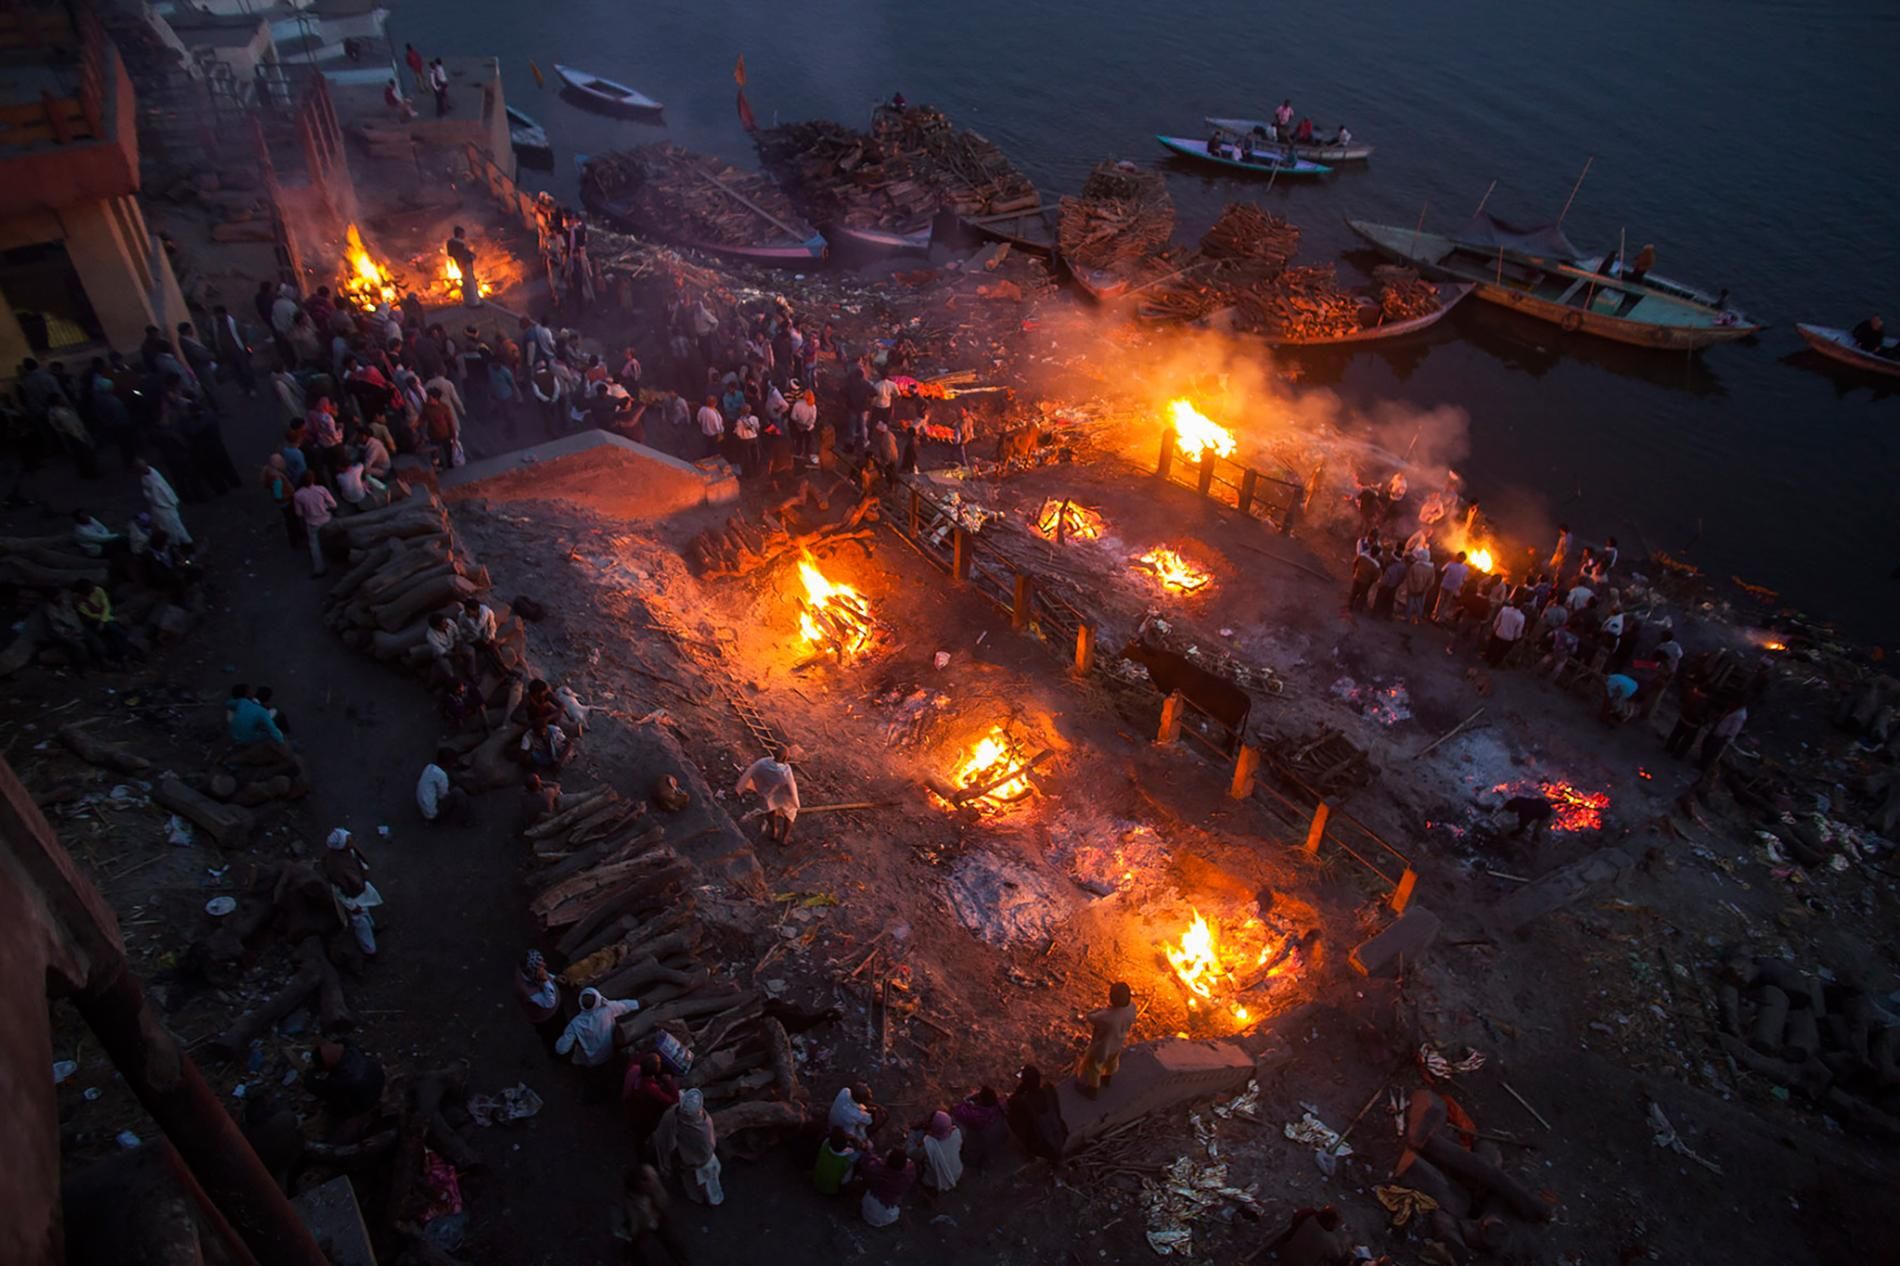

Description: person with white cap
[322,828,382,956]
[653,1088,723,1205]
[554,986,639,1068]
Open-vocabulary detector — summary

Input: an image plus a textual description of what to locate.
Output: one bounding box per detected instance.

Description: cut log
[1420,1133,1553,1222]
[568,801,642,846]
[375,573,481,633]
[535,824,664,888]
[531,847,680,919]
[208,943,324,1057]
[326,540,396,603]
[761,1017,799,1103]
[523,787,613,840]
[619,988,752,1044]
[370,621,432,661]
[592,936,698,994]
[414,1063,481,1172]
[709,1100,807,1138]
[360,546,453,602]
[697,1068,775,1104]
[155,776,255,846]
[537,856,689,929]
[560,913,640,968]
[58,722,152,774]
[466,722,526,791]
[687,1043,766,1088]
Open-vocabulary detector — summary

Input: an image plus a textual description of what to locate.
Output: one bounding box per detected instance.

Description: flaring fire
[1466,546,1495,573]
[1034,498,1105,542]
[950,726,1035,808]
[1168,399,1236,462]
[794,557,873,659]
[1492,779,1611,833]
[342,224,399,308]
[1164,908,1288,1027]
[442,255,495,300]
[1133,546,1212,594]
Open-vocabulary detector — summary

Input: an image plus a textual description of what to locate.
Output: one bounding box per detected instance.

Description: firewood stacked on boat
[1057,160,1174,272]
[868,104,1041,217]
[581,144,813,248]
[1372,264,1441,321]
[1198,202,1301,269]
[754,120,941,233]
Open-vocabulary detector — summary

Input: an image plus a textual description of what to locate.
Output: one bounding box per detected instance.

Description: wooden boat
[1059,159,1174,303]
[1795,323,1900,378]
[1204,116,1373,161]
[553,64,662,114]
[578,148,827,265]
[1155,134,1330,177]
[826,221,933,253]
[506,105,551,163]
[1347,219,1759,349]
[1254,282,1473,346]
[961,200,1060,255]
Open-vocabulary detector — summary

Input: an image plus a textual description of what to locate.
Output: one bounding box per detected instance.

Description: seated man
[416,746,471,825]
[518,718,573,771]
[424,612,476,683]
[74,581,131,664]
[41,586,96,671]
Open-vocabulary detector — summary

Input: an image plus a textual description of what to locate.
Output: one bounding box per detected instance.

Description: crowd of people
[1348,510,1758,797]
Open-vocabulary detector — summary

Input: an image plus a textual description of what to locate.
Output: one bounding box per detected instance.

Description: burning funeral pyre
[1492,778,1611,833]
[1033,498,1106,543]
[339,223,498,309]
[1133,547,1213,595]
[1167,398,1237,462]
[938,726,1040,813]
[1161,907,1298,1030]
[793,556,875,661]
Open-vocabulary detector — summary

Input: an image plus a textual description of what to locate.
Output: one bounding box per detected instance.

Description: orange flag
[733,54,747,87]
[734,53,755,130]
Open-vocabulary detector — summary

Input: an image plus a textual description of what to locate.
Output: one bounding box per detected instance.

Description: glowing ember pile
[341,224,400,309]
[1163,908,1290,1028]
[441,255,495,301]
[794,557,874,659]
[1132,546,1212,594]
[1167,398,1237,461]
[948,726,1036,810]
[1492,779,1611,833]
[1033,498,1105,542]
[1465,546,1496,573]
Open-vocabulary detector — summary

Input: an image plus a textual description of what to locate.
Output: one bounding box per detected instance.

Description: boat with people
[554,64,662,114]
[1347,213,1759,350]
[506,105,551,165]
[1203,116,1373,161]
[578,146,826,265]
[1155,133,1331,177]
[1795,322,1900,378]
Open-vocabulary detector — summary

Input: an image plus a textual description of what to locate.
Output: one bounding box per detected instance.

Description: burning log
[1166,399,1236,462]
[1032,498,1106,542]
[794,555,876,660]
[1131,546,1213,595]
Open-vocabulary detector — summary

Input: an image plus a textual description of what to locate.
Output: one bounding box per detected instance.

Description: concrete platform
[1054,1038,1254,1154]
[439,429,739,519]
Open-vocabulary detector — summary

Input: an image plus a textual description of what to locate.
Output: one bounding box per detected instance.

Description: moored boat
[1347,216,1759,350]
[1203,116,1373,161]
[1254,282,1474,346]
[1795,323,1900,378]
[554,64,662,114]
[1058,158,1174,302]
[506,105,551,164]
[579,147,827,266]
[826,221,934,253]
[1155,134,1331,177]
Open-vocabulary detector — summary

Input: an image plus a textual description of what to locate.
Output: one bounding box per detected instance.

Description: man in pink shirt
[306,398,344,480]
[291,471,336,576]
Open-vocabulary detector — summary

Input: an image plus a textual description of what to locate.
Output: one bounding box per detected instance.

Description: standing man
[210,305,256,395]
[735,748,799,844]
[695,394,725,460]
[1347,545,1381,614]
[428,58,449,116]
[135,458,191,547]
[791,388,819,466]
[404,42,425,92]
[1486,600,1526,667]
[445,226,479,308]
[291,472,335,577]
[1077,982,1137,1099]
[1404,550,1435,625]
[1434,551,1470,623]
[1548,523,1571,575]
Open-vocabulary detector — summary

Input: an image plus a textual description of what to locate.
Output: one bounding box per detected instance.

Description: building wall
[0,196,188,371]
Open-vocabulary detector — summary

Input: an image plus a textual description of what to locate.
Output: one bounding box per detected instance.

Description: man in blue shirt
[227,684,285,745]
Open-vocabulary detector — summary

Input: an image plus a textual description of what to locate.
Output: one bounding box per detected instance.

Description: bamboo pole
[1556,155,1594,225]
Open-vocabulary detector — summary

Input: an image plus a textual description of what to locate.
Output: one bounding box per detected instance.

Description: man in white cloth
[135,459,191,546]
[735,747,799,845]
[554,986,639,1068]
[653,1089,724,1205]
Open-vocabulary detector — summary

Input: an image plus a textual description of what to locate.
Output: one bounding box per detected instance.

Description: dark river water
[397,0,1900,640]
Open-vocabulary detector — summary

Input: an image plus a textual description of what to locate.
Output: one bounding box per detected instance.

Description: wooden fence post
[1389,867,1418,914]
[1012,573,1032,630]
[1197,451,1216,498]
[1157,692,1184,744]
[951,528,971,583]
[1279,484,1299,535]
[1303,800,1330,854]
[1228,744,1259,800]
[1157,431,1174,480]
[1237,468,1258,517]
[1073,623,1094,677]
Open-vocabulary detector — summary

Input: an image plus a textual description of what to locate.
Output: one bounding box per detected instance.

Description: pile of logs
[1199,203,1300,269]
[0,534,193,676]
[684,479,878,579]
[754,120,941,232]
[1374,265,1441,322]
[1716,953,1900,1138]
[524,787,807,1135]
[868,104,1041,217]
[581,144,818,249]
[317,482,541,791]
[1231,264,1368,340]
[1057,160,1174,272]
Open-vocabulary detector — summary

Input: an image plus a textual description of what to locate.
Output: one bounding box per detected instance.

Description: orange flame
[343,224,398,308]
[1034,498,1104,542]
[1134,546,1212,594]
[442,254,495,300]
[950,727,1034,806]
[1164,909,1275,1025]
[794,557,872,657]
[1168,399,1236,461]
[1466,547,1495,573]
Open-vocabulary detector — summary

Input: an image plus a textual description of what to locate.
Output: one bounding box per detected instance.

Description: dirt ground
[13,280,1900,1264]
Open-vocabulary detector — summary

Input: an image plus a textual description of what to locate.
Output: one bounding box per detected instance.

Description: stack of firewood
[686,479,879,579]
[1199,203,1301,270]
[583,144,815,248]
[1231,264,1368,340]
[869,104,1041,217]
[1374,264,1441,321]
[318,482,547,792]
[1058,160,1174,271]
[754,120,941,231]
[0,532,198,675]
[524,788,807,1135]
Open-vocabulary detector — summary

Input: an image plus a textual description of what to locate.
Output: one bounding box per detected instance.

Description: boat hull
[1347,219,1758,351]
[577,153,825,267]
[1156,134,1330,176]
[827,222,933,253]
[554,64,662,113]
[1203,117,1373,161]
[1257,283,1474,346]
[1795,323,1900,378]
